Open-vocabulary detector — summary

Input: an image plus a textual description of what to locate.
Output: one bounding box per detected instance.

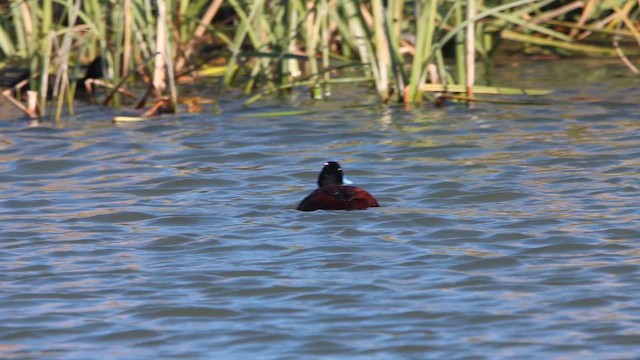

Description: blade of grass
[605,0,640,47]
[305,0,322,98]
[122,0,132,79]
[54,0,82,125]
[501,29,619,55]
[385,0,407,102]
[530,1,584,25]
[371,0,389,100]
[10,1,28,57]
[454,0,465,86]
[436,0,549,55]
[321,0,331,97]
[0,25,16,57]
[287,0,302,78]
[175,0,223,73]
[486,6,575,42]
[224,0,266,87]
[343,0,375,79]
[406,0,438,104]
[613,19,639,74]
[548,19,636,38]
[421,83,551,95]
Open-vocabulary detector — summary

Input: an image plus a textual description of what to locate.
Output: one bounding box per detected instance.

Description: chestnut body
[297,162,379,211]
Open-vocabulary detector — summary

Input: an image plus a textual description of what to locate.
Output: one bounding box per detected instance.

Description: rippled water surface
[2,60,640,359]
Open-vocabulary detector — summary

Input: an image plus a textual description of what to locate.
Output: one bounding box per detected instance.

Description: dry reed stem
[465,0,475,106]
[531,1,583,25]
[27,91,38,118]
[153,0,167,95]
[39,33,55,118]
[288,4,301,78]
[321,0,332,97]
[122,0,132,78]
[175,0,223,74]
[613,33,640,74]
[1,89,36,118]
[19,1,32,39]
[606,0,640,47]
[570,0,596,38]
[577,12,618,40]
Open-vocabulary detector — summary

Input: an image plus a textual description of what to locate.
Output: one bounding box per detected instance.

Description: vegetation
[0,0,639,122]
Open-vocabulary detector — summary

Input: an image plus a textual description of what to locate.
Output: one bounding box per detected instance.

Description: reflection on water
[1,60,640,358]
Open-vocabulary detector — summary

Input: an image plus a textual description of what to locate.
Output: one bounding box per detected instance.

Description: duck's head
[317,161,353,188]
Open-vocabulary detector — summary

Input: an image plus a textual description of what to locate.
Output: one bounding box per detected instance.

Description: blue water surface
[1,59,640,359]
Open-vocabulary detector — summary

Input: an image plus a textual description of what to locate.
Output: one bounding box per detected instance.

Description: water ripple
[1,70,640,358]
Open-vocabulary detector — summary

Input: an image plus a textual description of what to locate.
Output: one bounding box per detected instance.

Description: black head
[83,56,105,80]
[317,161,344,188]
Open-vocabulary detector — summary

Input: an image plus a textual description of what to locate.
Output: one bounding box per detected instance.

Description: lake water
[1,59,640,359]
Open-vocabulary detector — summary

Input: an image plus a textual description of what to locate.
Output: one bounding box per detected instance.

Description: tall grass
[0,0,214,121]
[1,0,639,121]
[224,0,640,105]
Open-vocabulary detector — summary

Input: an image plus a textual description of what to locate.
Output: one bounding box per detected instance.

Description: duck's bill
[343,176,354,185]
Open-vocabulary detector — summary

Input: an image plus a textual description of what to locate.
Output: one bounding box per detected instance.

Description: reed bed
[0,1,639,121]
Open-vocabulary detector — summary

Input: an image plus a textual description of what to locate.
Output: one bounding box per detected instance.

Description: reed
[1,0,639,120]
[0,0,217,121]
[218,0,565,105]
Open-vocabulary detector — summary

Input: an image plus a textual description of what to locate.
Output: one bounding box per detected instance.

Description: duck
[297,161,380,211]
[1,56,105,99]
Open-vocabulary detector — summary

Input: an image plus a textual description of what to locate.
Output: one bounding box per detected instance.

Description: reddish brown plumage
[296,161,379,211]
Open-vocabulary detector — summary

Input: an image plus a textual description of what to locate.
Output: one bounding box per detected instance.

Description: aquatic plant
[0,0,220,122]
[0,0,639,122]
[226,0,640,105]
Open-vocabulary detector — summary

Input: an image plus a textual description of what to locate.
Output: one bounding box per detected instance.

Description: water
[1,59,640,359]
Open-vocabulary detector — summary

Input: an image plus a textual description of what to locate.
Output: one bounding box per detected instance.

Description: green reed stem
[406,0,438,103]
[386,0,406,102]
[321,0,330,97]
[371,0,389,101]
[454,0,465,85]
